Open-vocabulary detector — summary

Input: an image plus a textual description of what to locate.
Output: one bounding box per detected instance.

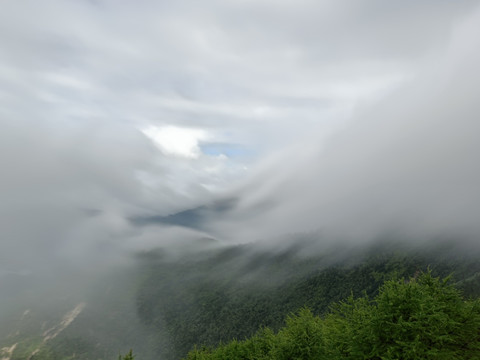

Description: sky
[1,0,480,273]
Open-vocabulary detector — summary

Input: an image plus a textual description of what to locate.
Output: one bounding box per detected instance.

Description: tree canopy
[185,272,480,360]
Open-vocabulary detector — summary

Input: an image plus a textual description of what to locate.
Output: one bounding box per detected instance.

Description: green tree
[119,349,135,360]
[273,308,325,360]
[185,272,480,360]
[368,272,480,359]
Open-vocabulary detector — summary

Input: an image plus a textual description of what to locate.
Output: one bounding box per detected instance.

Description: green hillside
[185,271,480,360]
[2,238,480,360]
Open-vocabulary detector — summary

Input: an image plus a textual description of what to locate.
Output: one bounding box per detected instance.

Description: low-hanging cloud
[209,5,480,244]
[1,0,480,278]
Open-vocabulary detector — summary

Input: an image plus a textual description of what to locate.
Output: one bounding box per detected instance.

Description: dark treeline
[133,239,480,359]
[4,238,480,360]
[185,272,480,359]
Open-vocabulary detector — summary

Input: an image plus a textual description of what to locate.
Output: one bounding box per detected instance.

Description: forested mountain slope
[2,238,480,360]
[185,272,480,360]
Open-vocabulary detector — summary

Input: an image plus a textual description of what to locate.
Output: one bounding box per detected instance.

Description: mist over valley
[1,1,480,359]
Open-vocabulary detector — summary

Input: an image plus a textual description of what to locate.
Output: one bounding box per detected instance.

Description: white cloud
[0,0,479,273]
[142,125,210,159]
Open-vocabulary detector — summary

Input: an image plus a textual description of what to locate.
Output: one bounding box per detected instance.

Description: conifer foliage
[119,349,135,360]
[185,272,480,360]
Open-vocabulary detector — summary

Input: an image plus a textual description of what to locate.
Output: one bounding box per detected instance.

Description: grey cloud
[1,0,479,278]
[209,5,480,243]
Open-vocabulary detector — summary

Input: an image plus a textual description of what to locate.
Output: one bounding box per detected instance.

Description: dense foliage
[135,241,480,359]
[185,272,480,360]
[119,349,135,360]
[2,239,480,359]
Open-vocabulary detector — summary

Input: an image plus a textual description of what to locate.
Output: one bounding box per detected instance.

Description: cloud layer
[1,0,479,273]
[215,4,480,243]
